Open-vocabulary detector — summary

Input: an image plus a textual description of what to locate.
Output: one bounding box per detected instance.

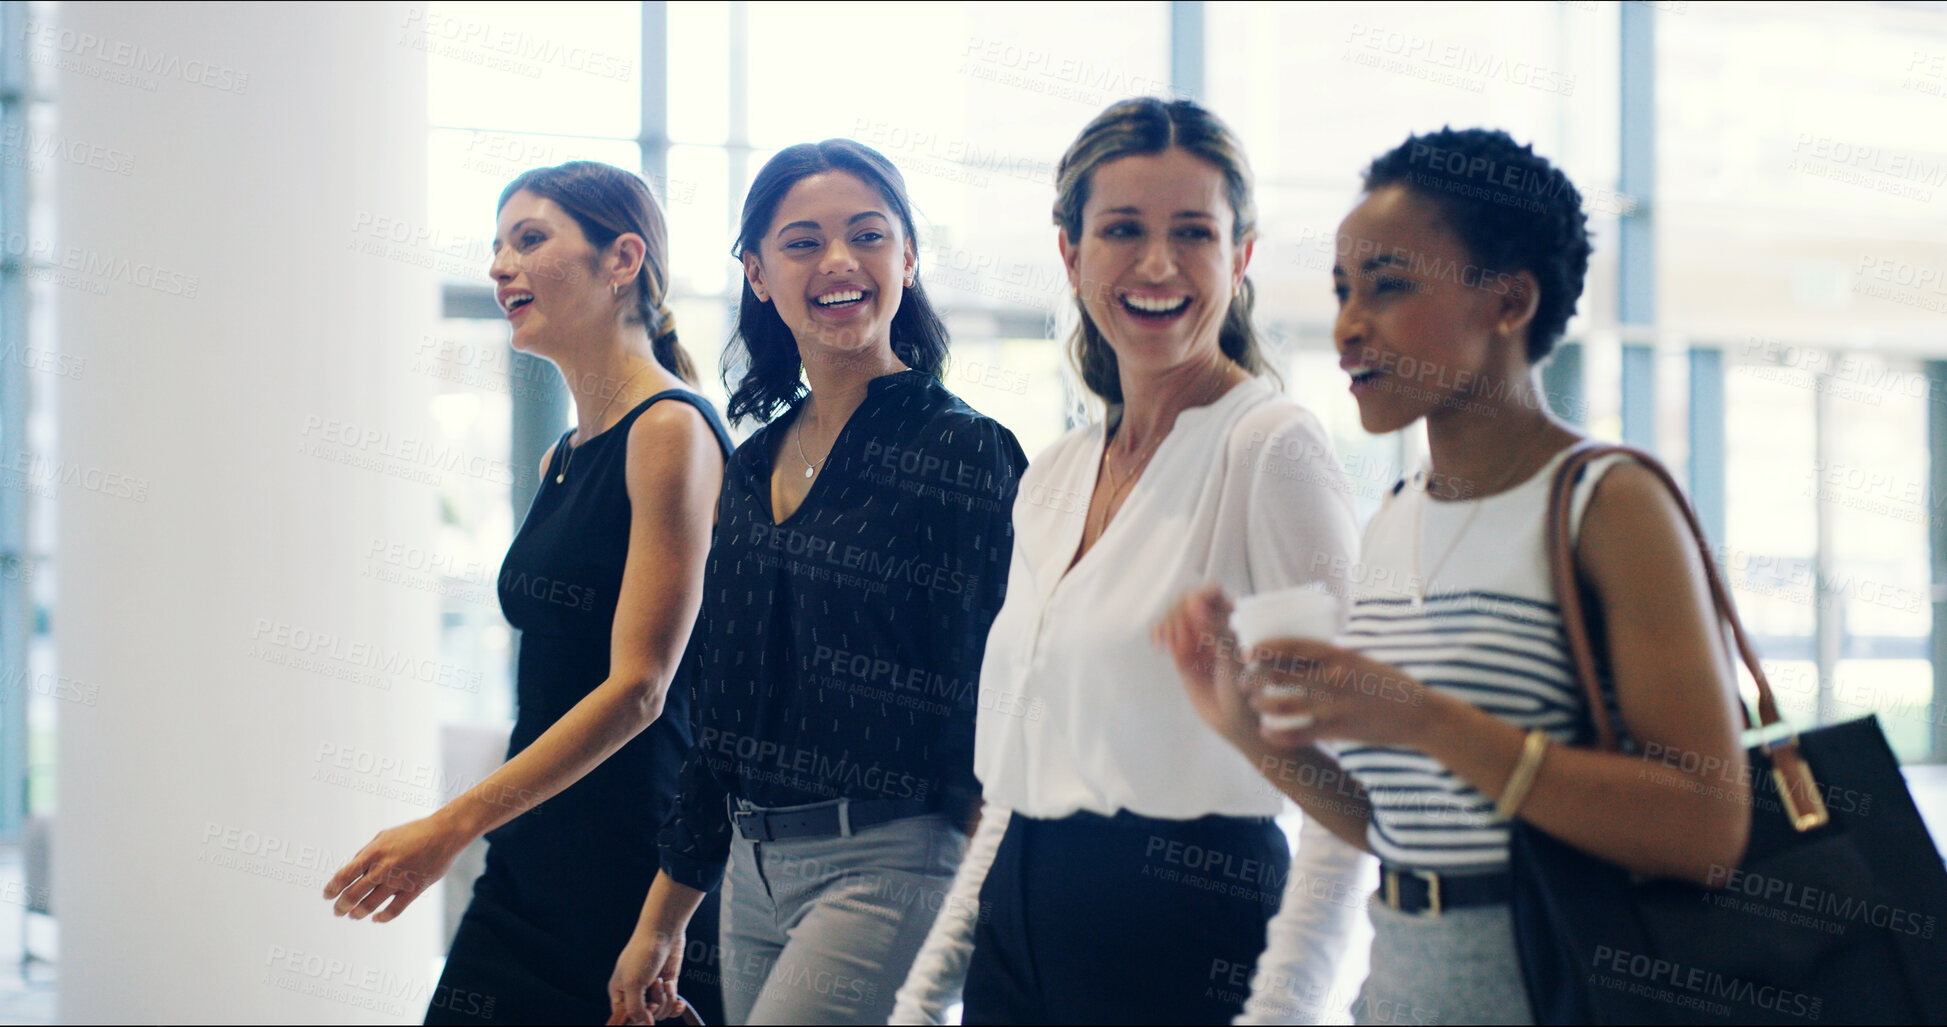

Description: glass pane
[1658,4,1947,343]
[1818,356,1932,760]
[667,144,733,298]
[1724,355,1819,663]
[415,317,520,723]
[422,0,641,138]
[668,1,731,145]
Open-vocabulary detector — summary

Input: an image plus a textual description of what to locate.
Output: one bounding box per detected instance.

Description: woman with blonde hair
[895,98,1369,1026]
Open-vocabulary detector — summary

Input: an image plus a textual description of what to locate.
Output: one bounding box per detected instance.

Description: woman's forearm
[637,870,707,940]
[1416,694,1749,883]
[436,671,671,839]
[1242,743,1373,853]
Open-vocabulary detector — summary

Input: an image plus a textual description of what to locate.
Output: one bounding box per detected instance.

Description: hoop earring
[611,283,620,297]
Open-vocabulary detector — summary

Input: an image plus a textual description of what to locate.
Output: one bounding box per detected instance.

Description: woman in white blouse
[893,97,1369,1025]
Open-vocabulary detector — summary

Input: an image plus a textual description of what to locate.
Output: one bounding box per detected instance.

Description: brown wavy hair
[498,161,696,383]
[1052,97,1275,404]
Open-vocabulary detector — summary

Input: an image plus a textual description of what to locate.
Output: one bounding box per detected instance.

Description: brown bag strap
[1545,443,1791,746]
[1545,442,1830,831]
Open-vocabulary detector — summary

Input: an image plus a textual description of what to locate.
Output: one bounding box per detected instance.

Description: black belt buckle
[730,807,771,843]
[728,794,777,843]
[730,798,856,843]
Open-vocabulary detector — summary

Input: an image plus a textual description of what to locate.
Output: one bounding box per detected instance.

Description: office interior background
[0,0,1945,1022]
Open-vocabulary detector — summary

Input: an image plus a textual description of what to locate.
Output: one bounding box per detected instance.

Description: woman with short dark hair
[1162,128,1751,1024]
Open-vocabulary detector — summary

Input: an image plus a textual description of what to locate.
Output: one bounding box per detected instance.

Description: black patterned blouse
[657,369,1027,891]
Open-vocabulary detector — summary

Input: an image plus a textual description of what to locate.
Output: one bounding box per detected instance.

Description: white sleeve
[1236,815,1376,1024]
[890,806,1013,1024]
[1233,402,1360,610]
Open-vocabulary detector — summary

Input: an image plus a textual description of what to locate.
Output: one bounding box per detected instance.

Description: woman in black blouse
[605,140,1026,1026]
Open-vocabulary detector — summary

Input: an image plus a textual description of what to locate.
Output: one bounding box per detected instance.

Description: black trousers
[963,809,1288,1025]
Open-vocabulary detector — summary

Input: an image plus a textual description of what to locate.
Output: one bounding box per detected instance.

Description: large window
[404,0,1947,759]
[396,0,1947,764]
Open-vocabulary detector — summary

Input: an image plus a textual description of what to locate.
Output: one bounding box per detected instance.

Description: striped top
[1334,442,1628,873]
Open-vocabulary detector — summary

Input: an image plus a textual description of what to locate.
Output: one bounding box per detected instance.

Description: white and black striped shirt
[1334,443,1628,873]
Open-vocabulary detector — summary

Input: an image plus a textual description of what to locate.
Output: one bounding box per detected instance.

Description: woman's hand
[1244,638,1438,749]
[607,923,686,1025]
[1153,584,1259,752]
[322,814,471,923]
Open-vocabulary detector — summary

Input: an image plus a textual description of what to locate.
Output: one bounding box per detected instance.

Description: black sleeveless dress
[428,390,732,1026]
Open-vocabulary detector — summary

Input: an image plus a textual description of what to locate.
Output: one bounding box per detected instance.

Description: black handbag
[1510,444,1947,1024]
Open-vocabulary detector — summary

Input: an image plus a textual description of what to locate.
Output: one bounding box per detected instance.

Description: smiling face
[1332,183,1536,434]
[1060,147,1252,378]
[489,189,641,357]
[744,170,915,365]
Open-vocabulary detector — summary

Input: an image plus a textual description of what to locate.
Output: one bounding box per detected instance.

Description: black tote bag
[1510,444,1947,1025]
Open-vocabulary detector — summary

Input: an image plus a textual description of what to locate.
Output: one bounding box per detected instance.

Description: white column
[51,4,447,1022]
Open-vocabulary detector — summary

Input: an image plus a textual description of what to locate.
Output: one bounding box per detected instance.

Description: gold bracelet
[1495,729,1551,821]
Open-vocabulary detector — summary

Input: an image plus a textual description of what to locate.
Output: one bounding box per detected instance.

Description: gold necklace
[556,361,652,484]
[1411,427,1553,605]
[1086,363,1235,543]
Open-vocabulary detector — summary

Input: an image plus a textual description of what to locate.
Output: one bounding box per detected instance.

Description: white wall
[52,3,445,1021]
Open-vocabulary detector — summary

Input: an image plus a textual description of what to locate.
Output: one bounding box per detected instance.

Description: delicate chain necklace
[1086,363,1234,544]
[793,410,832,480]
[1411,427,1552,606]
[556,361,652,484]
[1088,429,1162,542]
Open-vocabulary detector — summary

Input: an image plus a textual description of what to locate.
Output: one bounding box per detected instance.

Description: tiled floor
[1,769,1944,1026]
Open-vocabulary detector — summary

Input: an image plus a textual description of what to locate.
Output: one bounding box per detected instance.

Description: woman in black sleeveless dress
[323,162,730,1025]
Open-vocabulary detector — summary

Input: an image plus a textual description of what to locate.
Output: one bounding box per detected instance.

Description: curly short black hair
[1362,127,1592,363]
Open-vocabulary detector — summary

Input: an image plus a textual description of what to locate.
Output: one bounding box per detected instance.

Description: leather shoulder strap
[1545,443,1779,752]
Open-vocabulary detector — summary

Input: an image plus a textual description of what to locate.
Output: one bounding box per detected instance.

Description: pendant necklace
[557,361,652,484]
[794,411,831,479]
[1411,428,1551,606]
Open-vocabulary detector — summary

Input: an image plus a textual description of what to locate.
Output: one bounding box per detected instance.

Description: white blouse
[890,378,1370,1026]
[974,376,1361,818]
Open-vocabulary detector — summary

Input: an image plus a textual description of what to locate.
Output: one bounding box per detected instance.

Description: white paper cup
[1230,588,1337,732]
[1256,691,1315,732]
[1229,587,1339,650]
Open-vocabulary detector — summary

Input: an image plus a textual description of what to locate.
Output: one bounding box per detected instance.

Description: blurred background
[1,0,1945,1022]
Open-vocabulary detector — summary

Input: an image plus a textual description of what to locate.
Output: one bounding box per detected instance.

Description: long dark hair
[1053,97,1274,404]
[497,161,696,383]
[723,139,949,425]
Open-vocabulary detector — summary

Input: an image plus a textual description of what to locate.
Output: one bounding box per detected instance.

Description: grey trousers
[718,811,966,1025]
[1353,895,1535,1025]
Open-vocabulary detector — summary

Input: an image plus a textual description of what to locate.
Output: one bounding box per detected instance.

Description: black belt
[1380,864,1510,916]
[730,797,933,843]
